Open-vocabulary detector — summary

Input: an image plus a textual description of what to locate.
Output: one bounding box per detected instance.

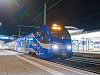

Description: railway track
[18,53,100,74]
[66,56,100,65]
[47,56,100,74]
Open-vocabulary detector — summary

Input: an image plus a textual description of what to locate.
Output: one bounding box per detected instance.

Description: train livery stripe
[39,43,52,49]
[32,35,52,49]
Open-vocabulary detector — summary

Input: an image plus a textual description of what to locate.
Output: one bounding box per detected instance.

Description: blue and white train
[6,24,73,59]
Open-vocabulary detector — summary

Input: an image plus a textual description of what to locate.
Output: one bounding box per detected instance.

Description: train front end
[50,24,73,58]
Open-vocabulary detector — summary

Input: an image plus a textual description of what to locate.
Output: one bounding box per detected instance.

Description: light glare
[53,24,58,26]
[67,45,71,49]
[52,45,58,49]
[52,24,62,30]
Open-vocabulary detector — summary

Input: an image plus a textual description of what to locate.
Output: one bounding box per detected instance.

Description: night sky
[0,0,100,36]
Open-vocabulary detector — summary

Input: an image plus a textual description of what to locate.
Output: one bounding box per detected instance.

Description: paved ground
[0,50,98,75]
[0,50,52,75]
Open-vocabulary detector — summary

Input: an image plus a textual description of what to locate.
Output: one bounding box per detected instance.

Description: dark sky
[0,0,100,36]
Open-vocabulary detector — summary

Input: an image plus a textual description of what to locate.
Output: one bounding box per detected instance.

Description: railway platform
[0,49,98,75]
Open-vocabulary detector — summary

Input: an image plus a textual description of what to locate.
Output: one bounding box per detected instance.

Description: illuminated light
[67,45,71,49]
[52,45,58,49]
[0,0,17,7]
[28,38,33,40]
[52,26,62,30]
[49,39,50,41]
[42,37,43,40]
[52,24,62,30]
[62,37,64,39]
[9,37,14,40]
[53,24,58,26]
[0,36,9,39]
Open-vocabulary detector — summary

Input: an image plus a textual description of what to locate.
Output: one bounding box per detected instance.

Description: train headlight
[67,45,71,50]
[52,45,58,50]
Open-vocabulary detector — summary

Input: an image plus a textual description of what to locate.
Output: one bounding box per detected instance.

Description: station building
[65,26,100,53]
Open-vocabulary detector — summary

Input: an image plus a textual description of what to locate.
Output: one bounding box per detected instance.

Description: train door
[33,32,41,56]
[36,31,49,56]
[36,32,42,55]
[25,38,33,54]
[21,39,26,53]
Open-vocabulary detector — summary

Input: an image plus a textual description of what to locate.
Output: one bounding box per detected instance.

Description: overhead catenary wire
[67,12,100,30]
[28,0,63,25]
[18,0,63,36]
[70,12,100,25]
[26,0,50,25]
[47,0,63,10]
[17,1,48,35]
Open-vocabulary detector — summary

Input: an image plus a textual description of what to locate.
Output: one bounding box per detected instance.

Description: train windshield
[51,30,70,39]
[50,24,71,39]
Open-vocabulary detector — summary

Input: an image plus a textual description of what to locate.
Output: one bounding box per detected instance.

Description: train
[3,24,73,59]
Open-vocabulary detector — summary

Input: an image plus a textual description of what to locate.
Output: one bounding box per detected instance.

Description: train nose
[51,44,72,58]
[52,44,72,51]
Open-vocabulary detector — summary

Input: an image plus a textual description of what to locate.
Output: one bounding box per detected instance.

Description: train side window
[34,32,41,38]
[38,32,49,44]
[34,33,38,38]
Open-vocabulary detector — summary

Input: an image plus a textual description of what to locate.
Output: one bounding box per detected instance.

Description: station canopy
[65,26,84,35]
[71,30,100,41]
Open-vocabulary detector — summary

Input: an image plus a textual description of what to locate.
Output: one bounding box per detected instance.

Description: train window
[38,32,49,44]
[51,29,71,39]
[26,40,32,47]
[34,32,38,38]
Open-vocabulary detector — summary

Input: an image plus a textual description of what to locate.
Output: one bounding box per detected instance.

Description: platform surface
[0,50,98,75]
